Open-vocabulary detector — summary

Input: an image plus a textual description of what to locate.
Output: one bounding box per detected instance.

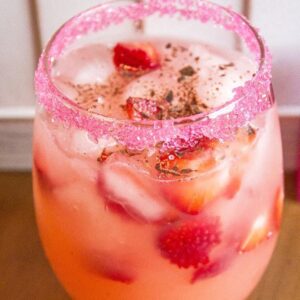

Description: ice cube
[70,130,116,158]
[52,125,116,159]
[53,44,114,85]
[98,160,168,222]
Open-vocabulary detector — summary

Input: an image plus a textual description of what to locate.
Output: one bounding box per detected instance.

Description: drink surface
[52,38,255,119]
[33,37,283,300]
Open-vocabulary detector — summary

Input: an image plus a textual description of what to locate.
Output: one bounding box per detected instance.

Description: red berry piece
[273,185,284,230]
[125,97,166,121]
[159,150,241,214]
[239,215,271,253]
[162,136,218,154]
[158,217,221,269]
[113,42,160,74]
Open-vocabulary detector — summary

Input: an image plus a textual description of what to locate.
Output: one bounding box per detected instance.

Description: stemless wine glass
[33,1,283,299]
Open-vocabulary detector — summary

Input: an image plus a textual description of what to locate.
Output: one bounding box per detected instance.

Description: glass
[33,1,283,299]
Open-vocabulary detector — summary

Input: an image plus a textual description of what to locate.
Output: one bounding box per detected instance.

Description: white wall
[0,0,299,170]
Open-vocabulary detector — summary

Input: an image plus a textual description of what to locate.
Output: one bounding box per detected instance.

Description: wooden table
[1,172,299,300]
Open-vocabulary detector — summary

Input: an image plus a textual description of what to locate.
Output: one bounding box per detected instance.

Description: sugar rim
[35,0,272,151]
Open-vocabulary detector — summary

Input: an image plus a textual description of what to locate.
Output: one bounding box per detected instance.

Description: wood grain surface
[0,172,299,300]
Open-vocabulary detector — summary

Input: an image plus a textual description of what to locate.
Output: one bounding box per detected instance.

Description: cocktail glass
[33,1,283,299]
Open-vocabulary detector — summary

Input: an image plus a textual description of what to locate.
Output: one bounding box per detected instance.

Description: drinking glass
[33,1,283,299]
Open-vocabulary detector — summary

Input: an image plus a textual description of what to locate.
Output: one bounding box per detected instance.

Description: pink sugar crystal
[35,0,273,152]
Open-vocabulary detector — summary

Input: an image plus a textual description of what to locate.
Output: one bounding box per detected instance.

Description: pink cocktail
[33,1,283,299]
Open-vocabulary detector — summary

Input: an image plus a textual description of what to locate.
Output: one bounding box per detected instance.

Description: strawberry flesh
[239,215,273,253]
[158,217,221,269]
[113,42,160,74]
[158,146,216,174]
[273,185,284,230]
[239,185,284,253]
[157,134,242,215]
[160,158,241,214]
[125,97,166,121]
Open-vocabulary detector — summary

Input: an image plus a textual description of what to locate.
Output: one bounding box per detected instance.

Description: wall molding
[0,105,298,120]
[0,106,35,120]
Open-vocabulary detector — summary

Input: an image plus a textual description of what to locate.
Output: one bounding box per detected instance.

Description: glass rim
[35,0,273,151]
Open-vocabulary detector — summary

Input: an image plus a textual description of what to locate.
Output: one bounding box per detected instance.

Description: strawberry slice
[239,186,284,253]
[160,152,241,214]
[158,137,243,214]
[157,217,221,269]
[113,42,160,74]
[97,157,175,223]
[158,144,217,175]
[239,214,272,253]
[162,180,214,215]
[273,185,284,230]
[162,136,218,155]
[125,97,166,121]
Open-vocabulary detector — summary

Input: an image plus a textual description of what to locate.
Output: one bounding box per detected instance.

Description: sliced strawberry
[157,217,221,269]
[113,42,160,74]
[125,97,167,121]
[157,137,220,178]
[160,158,241,214]
[97,157,175,223]
[239,214,273,253]
[159,148,217,175]
[239,186,284,253]
[158,139,242,215]
[161,136,218,155]
[97,150,112,163]
[273,185,284,230]
[162,180,213,215]
[97,144,124,163]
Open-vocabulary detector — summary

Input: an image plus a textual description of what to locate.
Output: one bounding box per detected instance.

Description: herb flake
[179,65,196,77]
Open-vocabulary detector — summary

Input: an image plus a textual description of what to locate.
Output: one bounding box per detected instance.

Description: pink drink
[33,1,283,299]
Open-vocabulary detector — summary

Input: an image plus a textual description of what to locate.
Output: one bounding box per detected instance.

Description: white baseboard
[0,119,33,170]
[0,106,35,120]
[0,106,298,171]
